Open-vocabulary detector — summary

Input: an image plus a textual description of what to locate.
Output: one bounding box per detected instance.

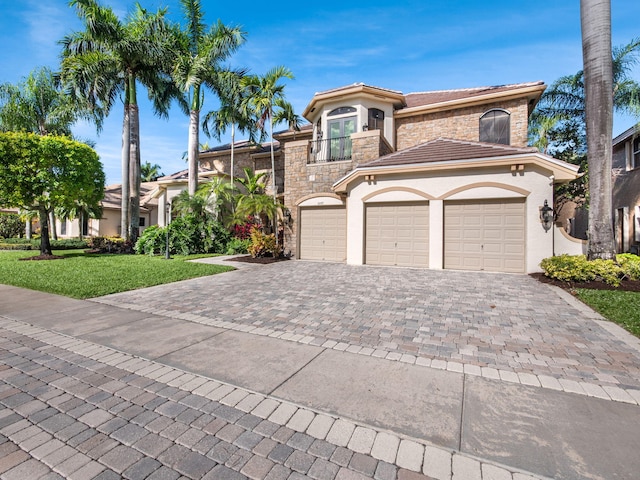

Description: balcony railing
[308,136,352,164]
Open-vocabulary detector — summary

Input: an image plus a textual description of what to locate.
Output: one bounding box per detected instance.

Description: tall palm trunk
[129,102,141,244]
[188,84,201,196]
[49,211,58,241]
[269,109,278,240]
[581,0,616,260]
[230,122,235,191]
[121,87,131,241]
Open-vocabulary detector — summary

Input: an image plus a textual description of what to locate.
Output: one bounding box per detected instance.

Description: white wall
[345,165,556,273]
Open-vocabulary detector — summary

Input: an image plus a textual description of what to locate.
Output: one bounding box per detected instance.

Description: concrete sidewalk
[1,264,639,479]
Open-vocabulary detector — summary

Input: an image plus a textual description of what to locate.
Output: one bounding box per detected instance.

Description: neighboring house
[56,182,160,238]
[267,82,582,273]
[612,125,640,254]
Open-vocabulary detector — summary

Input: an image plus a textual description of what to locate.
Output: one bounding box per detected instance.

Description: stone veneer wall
[282,130,391,257]
[200,149,284,195]
[395,98,530,151]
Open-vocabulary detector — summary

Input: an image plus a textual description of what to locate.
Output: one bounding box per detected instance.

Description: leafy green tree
[171,0,245,196]
[61,0,181,243]
[141,162,164,182]
[581,0,615,260]
[0,132,104,256]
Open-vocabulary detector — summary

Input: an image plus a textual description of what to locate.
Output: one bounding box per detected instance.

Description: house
[56,182,160,238]
[612,124,640,254]
[266,82,583,273]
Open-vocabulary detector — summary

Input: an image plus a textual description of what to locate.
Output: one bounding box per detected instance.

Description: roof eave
[395,84,546,119]
[302,84,406,120]
[332,152,579,193]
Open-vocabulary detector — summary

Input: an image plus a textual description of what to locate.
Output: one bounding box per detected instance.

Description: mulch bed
[19,254,65,261]
[530,272,640,292]
[225,255,290,265]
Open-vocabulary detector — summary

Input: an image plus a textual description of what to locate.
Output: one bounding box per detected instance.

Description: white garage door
[299,207,346,262]
[444,199,525,273]
[365,202,429,267]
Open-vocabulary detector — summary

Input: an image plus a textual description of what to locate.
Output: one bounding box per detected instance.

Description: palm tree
[0,67,77,135]
[203,70,258,190]
[61,0,180,243]
[581,0,616,260]
[232,167,278,228]
[535,37,640,123]
[141,162,164,182]
[171,0,245,196]
[242,67,297,239]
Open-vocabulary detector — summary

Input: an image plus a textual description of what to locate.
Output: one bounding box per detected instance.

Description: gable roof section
[333,137,580,193]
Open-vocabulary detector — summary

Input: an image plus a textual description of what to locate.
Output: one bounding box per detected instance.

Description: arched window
[368,108,384,135]
[328,106,356,116]
[479,109,510,145]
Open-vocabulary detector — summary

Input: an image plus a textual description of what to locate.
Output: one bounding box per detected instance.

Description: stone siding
[395,98,530,151]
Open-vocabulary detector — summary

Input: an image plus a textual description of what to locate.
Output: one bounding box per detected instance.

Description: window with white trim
[632,136,640,169]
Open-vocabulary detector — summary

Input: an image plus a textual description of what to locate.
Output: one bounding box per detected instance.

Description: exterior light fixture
[540,200,553,232]
[362,124,368,131]
[283,208,293,227]
[165,201,172,259]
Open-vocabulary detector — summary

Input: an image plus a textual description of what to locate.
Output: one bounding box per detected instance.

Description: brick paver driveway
[96,261,640,391]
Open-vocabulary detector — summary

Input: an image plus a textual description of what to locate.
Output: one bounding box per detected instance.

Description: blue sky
[1,0,639,185]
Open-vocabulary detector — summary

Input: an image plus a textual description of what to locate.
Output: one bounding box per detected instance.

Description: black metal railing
[308,136,352,164]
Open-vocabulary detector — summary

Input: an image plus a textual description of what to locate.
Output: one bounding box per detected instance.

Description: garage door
[444,199,525,273]
[299,207,346,262]
[365,202,429,267]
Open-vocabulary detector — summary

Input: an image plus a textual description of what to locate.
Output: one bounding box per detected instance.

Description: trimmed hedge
[540,254,640,287]
[0,243,32,250]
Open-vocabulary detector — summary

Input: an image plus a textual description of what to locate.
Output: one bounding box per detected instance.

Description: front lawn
[0,250,233,299]
[575,289,640,337]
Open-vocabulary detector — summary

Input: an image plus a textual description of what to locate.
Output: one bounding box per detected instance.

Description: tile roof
[403,82,545,108]
[313,82,403,97]
[359,138,540,168]
[101,182,158,211]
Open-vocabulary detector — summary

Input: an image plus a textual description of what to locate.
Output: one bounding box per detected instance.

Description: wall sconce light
[362,124,368,131]
[283,208,293,227]
[540,200,553,232]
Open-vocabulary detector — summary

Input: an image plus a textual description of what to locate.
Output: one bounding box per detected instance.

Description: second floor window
[368,108,385,135]
[633,136,640,169]
[480,109,510,145]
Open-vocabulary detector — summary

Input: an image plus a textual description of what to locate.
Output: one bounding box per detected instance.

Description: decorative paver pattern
[0,317,549,480]
[94,262,640,395]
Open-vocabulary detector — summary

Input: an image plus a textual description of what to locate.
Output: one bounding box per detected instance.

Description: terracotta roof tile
[403,82,544,108]
[359,138,539,168]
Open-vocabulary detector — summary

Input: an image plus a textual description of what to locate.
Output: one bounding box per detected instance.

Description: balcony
[308,136,353,164]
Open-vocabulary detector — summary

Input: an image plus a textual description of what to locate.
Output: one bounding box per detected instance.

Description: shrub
[134,217,232,256]
[88,236,131,254]
[225,237,251,255]
[618,253,640,281]
[0,237,32,244]
[233,216,261,240]
[540,254,638,287]
[0,213,25,238]
[248,228,281,258]
[0,243,32,250]
[134,226,166,255]
[49,239,90,250]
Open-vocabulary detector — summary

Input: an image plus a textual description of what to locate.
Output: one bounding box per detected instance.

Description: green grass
[575,289,640,337]
[0,250,234,299]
